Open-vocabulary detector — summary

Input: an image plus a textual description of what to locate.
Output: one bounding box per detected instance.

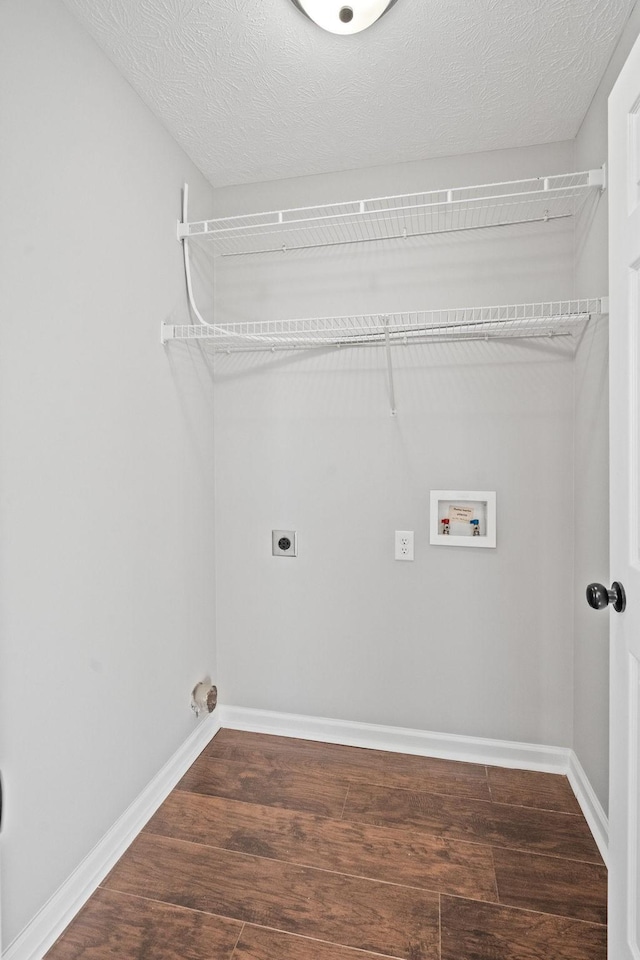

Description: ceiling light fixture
[290,0,398,35]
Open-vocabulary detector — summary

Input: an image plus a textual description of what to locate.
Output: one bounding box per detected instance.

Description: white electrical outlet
[395,530,414,561]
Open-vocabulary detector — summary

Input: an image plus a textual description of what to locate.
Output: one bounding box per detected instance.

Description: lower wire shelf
[161,299,608,353]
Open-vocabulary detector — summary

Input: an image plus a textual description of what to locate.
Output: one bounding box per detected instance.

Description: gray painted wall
[572,2,640,814]
[213,141,580,747]
[0,0,216,947]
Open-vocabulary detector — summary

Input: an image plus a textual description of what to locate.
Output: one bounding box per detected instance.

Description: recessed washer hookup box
[430,491,496,548]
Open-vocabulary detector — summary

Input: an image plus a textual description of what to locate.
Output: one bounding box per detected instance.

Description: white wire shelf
[162,299,608,352]
[178,169,605,257]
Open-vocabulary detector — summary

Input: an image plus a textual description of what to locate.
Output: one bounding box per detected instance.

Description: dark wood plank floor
[45,728,607,960]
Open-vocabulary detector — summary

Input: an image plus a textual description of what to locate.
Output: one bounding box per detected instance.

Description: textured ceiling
[62,0,634,187]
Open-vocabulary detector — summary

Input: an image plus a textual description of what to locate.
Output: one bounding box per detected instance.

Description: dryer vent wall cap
[191,681,218,716]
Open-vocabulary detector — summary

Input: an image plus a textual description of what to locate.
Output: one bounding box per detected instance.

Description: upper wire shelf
[178,168,606,257]
[162,299,608,352]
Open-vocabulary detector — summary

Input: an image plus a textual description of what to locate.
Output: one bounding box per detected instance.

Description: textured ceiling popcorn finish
[62,0,634,186]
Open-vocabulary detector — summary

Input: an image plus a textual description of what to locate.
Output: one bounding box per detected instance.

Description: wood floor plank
[493,847,607,924]
[145,790,498,901]
[488,767,582,814]
[44,888,242,960]
[440,895,606,960]
[102,833,440,960]
[343,782,603,862]
[208,730,490,800]
[210,729,489,781]
[234,926,406,960]
[178,755,348,817]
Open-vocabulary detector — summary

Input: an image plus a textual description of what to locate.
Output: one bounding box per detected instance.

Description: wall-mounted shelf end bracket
[161,323,176,345]
[588,164,607,191]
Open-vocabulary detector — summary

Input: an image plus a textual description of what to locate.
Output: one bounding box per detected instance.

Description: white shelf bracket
[588,164,607,190]
[383,318,397,417]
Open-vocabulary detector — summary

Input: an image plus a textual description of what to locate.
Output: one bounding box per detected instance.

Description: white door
[0,772,3,951]
[608,29,640,960]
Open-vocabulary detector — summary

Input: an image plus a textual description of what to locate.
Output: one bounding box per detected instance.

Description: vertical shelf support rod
[383,317,397,417]
[181,183,215,330]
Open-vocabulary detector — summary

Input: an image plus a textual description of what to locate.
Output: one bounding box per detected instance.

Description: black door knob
[586,581,626,613]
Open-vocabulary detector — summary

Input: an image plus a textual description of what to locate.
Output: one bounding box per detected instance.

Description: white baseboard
[4,712,221,960]
[567,750,609,866]
[218,705,571,773]
[219,705,609,862]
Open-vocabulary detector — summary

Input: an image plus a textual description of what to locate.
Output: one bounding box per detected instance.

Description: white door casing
[608,29,640,960]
